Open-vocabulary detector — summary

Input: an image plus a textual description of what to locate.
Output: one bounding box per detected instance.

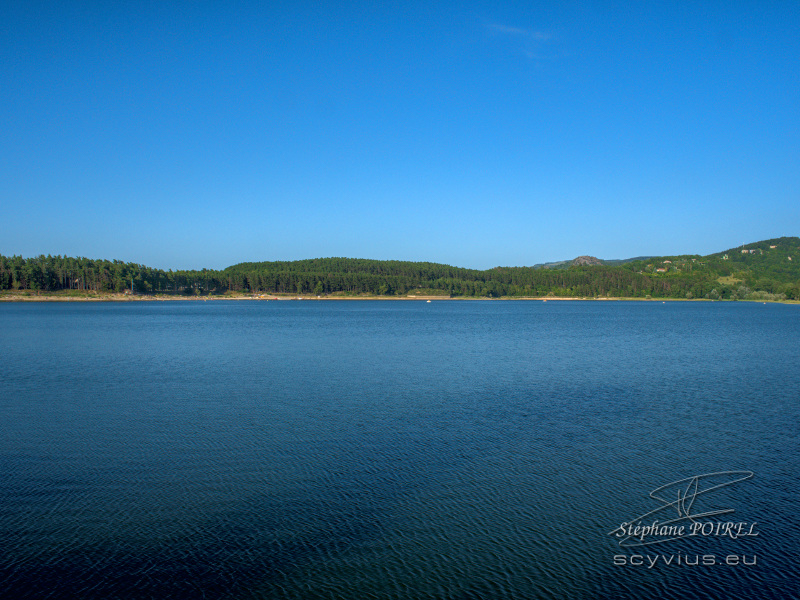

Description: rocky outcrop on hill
[572,256,604,266]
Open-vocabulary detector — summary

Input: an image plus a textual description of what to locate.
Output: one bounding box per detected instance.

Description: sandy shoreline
[1,292,796,304]
[0,293,573,302]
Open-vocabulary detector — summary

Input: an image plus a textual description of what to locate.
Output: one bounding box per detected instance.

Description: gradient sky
[2,1,798,270]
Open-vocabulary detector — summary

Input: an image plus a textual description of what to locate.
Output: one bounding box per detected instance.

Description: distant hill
[531,259,571,270]
[1,237,798,300]
[602,256,654,266]
[572,256,604,267]
[533,255,653,269]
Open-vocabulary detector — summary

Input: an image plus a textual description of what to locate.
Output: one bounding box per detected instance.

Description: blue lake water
[1,300,798,599]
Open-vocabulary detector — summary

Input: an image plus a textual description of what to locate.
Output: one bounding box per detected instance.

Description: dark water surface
[1,300,798,599]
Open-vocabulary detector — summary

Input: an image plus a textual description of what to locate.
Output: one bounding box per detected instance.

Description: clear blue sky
[2,1,798,270]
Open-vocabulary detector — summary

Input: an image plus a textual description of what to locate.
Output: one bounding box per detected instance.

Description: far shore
[1,291,797,304]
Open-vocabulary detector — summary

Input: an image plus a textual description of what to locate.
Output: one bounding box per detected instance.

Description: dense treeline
[0,255,226,295]
[2,237,799,299]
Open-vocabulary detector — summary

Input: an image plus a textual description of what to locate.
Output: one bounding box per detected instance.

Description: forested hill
[2,237,799,300]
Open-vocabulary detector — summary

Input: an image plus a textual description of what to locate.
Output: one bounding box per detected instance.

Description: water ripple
[0,301,797,599]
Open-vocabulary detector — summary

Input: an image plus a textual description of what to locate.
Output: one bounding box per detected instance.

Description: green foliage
[1,237,798,300]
